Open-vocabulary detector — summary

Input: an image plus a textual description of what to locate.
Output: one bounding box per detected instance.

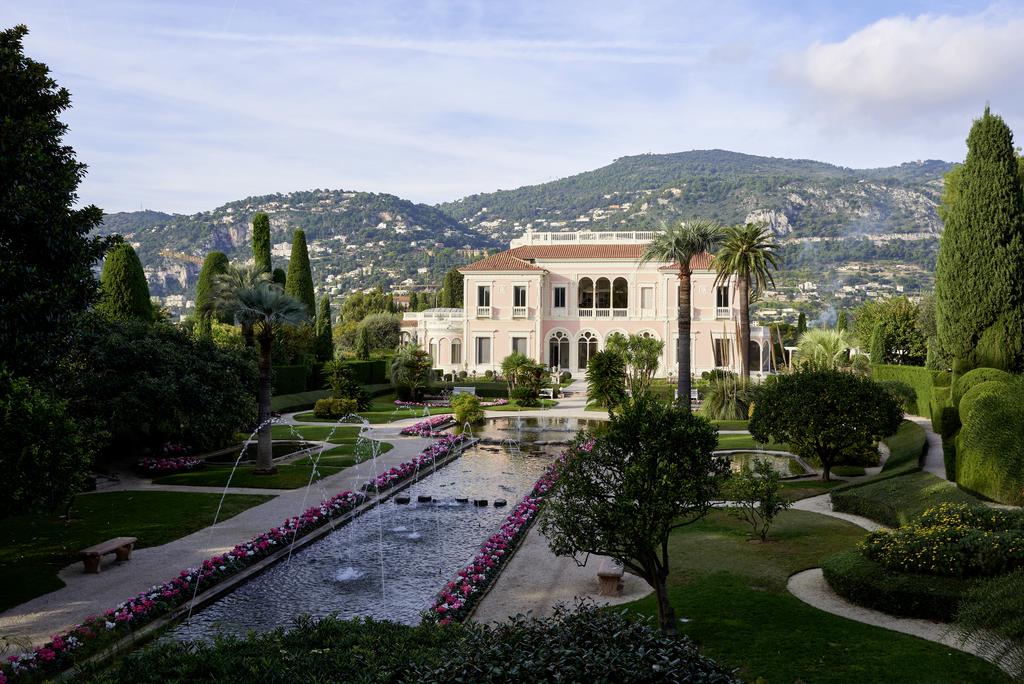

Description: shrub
[699,373,753,421]
[321,360,370,410]
[484,369,494,379]
[822,549,972,621]
[451,393,485,425]
[955,569,1024,675]
[510,386,540,407]
[721,459,791,541]
[458,370,468,379]
[956,380,1024,504]
[313,398,359,419]
[586,349,627,409]
[559,371,572,384]
[877,380,917,414]
[951,366,1014,408]
[942,436,957,481]
[958,379,1015,426]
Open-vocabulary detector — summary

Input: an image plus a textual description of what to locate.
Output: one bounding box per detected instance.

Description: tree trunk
[255,331,276,474]
[678,269,693,411]
[653,574,678,635]
[738,273,751,378]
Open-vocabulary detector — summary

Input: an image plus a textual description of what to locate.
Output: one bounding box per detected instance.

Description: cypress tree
[315,295,335,361]
[409,291,419,310]
[870,326,886,364]
[285,230,315,317]
[195,251,229,336]
[97,242,152,322]
[796,312,807,337]
[836,310,848,332]
[252,212,272,274]
[272,267,287,287]
[935,107,1024,371]
[354,323,371,360]
[441,268,464,307]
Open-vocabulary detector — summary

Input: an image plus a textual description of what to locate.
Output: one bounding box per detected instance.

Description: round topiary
[959,380,1017,427]
[952,367,1014,408]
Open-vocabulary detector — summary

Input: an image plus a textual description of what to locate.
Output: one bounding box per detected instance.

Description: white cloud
[784,10,1024,111]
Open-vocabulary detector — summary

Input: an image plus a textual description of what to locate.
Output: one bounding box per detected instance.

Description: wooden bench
[597,558,624,597]
[539,388,554,399]
[80,536,137,574]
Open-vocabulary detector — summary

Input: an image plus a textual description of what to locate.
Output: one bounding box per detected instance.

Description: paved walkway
[907,414,947,480]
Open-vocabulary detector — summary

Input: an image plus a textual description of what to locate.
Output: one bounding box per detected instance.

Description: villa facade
[402,229,775,379]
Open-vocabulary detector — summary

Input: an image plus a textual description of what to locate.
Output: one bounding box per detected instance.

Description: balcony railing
[576,308,629,318]
[716,306,731,319]
[613,308,628,318]
[476,306,492,319]
[512,306,528,319]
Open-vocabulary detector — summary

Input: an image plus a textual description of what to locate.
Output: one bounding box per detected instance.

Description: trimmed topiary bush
[313,397,358,419]
[952,366,1014,408]
[822,549,973,621]
[831,471,980,528]
[956,382,1024,505]
[958,379,1014,426]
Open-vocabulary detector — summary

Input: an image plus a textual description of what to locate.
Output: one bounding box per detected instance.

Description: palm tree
[714,223,779,378]
[795,328,870,372]
[216,277,308,473]
[642,219,723,409]
[213,265,272,347]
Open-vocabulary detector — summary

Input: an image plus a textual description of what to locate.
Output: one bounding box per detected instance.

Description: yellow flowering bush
[862,503,1024,578]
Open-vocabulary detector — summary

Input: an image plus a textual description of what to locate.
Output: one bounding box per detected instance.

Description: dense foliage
[357,312,401,354]
[0,25,110,377]
[96,242,153,322]
[955,569,1024,677]
[284,229,315,316]
[854,297,928,365]
[321,360,370,410]
[251,212,271,273]
[451,393,485,425]
[605,332,664,398]
[935,108,1024,371]
[749,369,902,480]
[64,314,258,456]
[82,607,739,684]
[585,349,627,409]
[541,396,727,633]
[390,345,433,400]
[194,251,230,336]
[314,295,334,361]
[955,370,1024,504]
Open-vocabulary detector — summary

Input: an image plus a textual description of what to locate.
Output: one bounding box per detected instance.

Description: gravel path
[790,493,888,531]
[907,414,947,480]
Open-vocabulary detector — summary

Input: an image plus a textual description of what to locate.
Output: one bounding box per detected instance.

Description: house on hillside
[402,229,775,377]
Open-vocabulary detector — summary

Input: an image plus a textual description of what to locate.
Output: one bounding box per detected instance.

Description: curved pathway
[907,414,947,480]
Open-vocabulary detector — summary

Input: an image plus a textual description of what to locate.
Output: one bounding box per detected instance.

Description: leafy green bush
[951,366,1014,408]
[942,436,957,481]
[862,503,1024,577]
[510,386,540,407]
[880,420,928,473]
[81,607,739,684]
[452,393,485,425]
[822,549,972,621]
[830,471,980,528]
[321,360,370,410]
[559,371,572,384]
[699,373,753,421]
[958,379,1014,425]
[722,459,792,541]
[586,349,627,409]
[956,379,1024,504]
[313,398,359,419]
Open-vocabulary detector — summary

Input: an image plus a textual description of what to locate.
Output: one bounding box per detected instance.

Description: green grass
[779,478,846,501]
[715,433,787,451]
[833,465,867,477]
[270,424,364,441]
[619,510,1007,683]
[831,470,981,527]
[484,399,559,411]
[153,464,345,489]
[710,419,749,431]
[0,491,271,612]
[292,441,393,468]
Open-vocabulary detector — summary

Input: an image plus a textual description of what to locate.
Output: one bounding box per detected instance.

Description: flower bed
[425,452,565,625]
[135,456,204,476]
[363,434,468,491]
[1,434,470,683]
[394,399,508,409]
[399,415,456,437]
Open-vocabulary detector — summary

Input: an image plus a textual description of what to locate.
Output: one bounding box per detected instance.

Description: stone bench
[597,558,624,597]
[80,536,137,574]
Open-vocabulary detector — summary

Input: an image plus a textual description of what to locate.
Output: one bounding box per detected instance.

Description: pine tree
[796,312,807,337]
[285,229,315,317]
[195,251,229,337]
[252,212,272,274]
[836,311,848,332]
[97,242,152,322]
[935,107,1024,371]
[315,295,335,361]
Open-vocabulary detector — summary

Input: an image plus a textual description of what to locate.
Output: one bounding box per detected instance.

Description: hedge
[429,381,509,399]
[871,364,937,417]
[951,367,1014,409]
[942,436,957,482]
[270,385,393,413]
[345,359,388,385]
[822,550,973,621]
[830,470,980,528]
[271,364,310,395]
[956,385,1024,505]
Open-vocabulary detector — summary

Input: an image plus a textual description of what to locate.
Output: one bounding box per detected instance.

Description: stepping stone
[417,494,432,503]
[395,495,411,504]
[474,498,488,506]
[455,497,469,503]
[493,498,507,507]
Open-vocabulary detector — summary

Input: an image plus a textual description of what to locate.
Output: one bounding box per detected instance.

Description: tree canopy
[195,251,230,336]
[97,242,153,322]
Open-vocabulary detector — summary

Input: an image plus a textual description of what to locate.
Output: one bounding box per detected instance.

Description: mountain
[102,190,498,301]
[438,150,951,243]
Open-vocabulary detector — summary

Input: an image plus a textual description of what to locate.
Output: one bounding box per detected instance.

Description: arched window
[549,331,570,370]
[595,277,611,310]
[612,277,628,310]
[578,278,594,309]
[578,331,598,370]
[451,339,462,365]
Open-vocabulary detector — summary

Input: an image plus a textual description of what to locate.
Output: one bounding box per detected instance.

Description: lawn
[881,420,928,473]
[779,478,846,501]
[484,399,559,411]
[270,424,364,441]
[154,464,346,489]
[710,419,749,431]
[292,441,394,468]
[715,433,786,451]
[620,510,1007,683]
[0,491,272,612]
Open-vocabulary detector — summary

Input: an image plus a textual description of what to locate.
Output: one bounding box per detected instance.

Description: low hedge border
[830,471,979,528]
[271,385,393,413]
[821,549,974,621]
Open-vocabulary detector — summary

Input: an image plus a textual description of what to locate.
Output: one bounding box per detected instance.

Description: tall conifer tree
[315,295,335,361]
[97,243,152,322]
[935,107,1024,370]
[285,229,315,317]
[195,251,229,336]
[252,212,272,274]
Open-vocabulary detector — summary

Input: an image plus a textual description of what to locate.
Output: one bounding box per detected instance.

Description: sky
[4,0,1024,214]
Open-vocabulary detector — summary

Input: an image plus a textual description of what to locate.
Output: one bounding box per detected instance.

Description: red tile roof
[459,245,714,272]
[459,251,546,272]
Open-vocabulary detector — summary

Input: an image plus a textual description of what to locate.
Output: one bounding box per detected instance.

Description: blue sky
[4,0,1024,214]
